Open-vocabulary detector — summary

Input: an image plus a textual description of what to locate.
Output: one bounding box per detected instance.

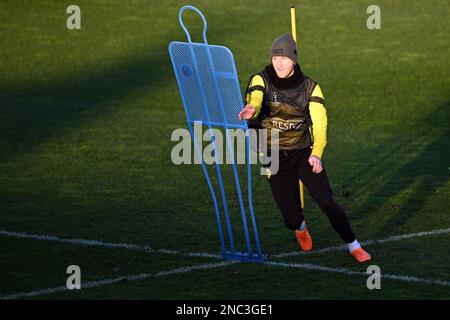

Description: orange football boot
[295,227,313,251]
[350,247,371,263]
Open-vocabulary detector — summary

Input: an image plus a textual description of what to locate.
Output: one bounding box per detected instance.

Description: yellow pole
[290,6,305,209]
[290,6,297,43]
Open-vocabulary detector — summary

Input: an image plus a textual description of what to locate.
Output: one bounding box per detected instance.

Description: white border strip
[272,227,450,259]
[0,230,221,259]
[0,261,238,300]
[266,261,450,287]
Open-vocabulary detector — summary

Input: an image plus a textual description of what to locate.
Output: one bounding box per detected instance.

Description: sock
[347,239,361,253]
[299,221,306,231]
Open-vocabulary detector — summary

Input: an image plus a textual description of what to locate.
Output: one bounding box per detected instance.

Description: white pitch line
[266,261,450,288]
[1,227,449,261]
[2,226,450,298]
[272,227,450,259]
[0,260,238,300]
[0,230,221,259]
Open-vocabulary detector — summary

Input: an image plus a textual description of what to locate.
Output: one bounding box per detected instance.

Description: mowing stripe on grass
[272,227,450,259]
[0,230,221,259]
[0,260,238,300]
[266,261,450,288]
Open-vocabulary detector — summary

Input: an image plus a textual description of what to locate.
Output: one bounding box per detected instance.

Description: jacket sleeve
[245,75,265,119]
[309,84,327,159]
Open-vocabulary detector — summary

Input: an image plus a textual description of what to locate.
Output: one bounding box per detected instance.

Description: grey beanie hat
[270,33,297,63]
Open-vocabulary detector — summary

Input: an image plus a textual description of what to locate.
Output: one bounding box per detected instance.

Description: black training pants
[266,148,356,244]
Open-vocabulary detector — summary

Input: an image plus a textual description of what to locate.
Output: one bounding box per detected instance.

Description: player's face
[272,56,295,78]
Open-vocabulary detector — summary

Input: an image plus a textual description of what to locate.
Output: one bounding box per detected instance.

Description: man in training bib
[238,33,371,263]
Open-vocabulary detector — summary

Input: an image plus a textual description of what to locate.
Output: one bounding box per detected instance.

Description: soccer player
[238,33,371,263]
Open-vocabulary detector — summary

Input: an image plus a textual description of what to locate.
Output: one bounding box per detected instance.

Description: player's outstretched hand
[238,105,256,120]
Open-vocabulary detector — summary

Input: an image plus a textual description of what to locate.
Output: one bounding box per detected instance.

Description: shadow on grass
[0,44,175,163]
[338,100,450,235]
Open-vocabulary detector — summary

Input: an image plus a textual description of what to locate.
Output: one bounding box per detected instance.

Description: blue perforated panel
[169,41,246,129]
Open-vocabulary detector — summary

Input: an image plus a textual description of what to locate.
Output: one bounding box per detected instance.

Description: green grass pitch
[0,0,449,299]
